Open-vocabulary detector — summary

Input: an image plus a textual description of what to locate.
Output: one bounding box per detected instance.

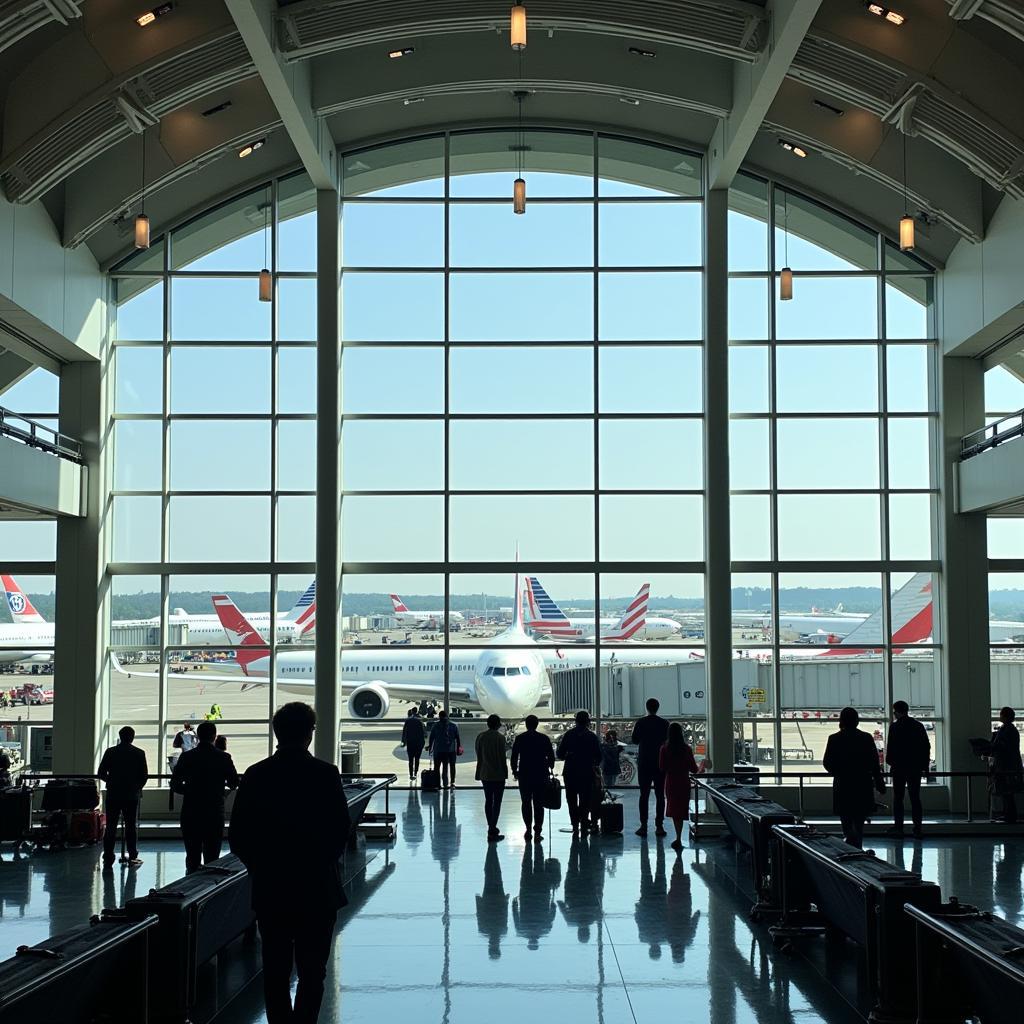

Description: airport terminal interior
[2,0,1024,1021]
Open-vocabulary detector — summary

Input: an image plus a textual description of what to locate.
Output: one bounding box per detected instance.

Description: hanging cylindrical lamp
[513,176,526,214]
[779,266,793,301]
[779,189,793,301]
[135,130,150,249]
[899,214,915,252]
[899,130,915,251]
[258,188,272,302]
[510,4,527,50]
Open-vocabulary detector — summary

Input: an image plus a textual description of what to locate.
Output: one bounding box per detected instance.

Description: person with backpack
[427,710,461,789]
[511,715,556,842]
[401,708,426,782]
[97,725,149,868]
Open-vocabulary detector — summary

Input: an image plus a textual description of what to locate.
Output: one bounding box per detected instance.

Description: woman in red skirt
[659,722,700,852]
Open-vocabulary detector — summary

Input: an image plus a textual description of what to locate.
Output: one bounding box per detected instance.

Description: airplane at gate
[389,595,465,628]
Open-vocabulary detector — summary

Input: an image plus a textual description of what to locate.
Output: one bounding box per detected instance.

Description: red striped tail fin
[211,595,268,671]
[605,583,650,641]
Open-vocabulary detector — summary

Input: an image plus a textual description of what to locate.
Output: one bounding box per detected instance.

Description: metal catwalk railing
[962,408,1024,459]
[0,405,83,463]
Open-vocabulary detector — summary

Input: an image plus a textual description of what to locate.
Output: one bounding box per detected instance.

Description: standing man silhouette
[631,698,670,837]
[97,725,149,868]
[230,702,352,1024]
[171,720,238,871]
[823,707,885,848]
[885,700,930,837]
[401,707,426,782]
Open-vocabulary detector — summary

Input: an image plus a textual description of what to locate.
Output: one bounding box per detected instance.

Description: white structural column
[708,0,823,189]
[315,189,342,763]
[704,188,733,770]
[53,360,105,772]
[940,356,990,811]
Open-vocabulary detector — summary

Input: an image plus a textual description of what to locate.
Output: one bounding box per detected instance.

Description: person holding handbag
[427,709,462,789]
[511,714,556,842]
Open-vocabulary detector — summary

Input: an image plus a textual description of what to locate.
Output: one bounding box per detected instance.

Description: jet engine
[347,682,390,720]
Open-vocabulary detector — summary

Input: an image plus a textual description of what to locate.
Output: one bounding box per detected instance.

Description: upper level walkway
[958,407,1024,515]
[0,404,84,518]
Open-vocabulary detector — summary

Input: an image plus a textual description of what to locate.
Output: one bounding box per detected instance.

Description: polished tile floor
[2,790,1023,1023]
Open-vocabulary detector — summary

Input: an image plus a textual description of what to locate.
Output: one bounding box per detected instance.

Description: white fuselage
[393,609,465,627]
[535,615,681,642]
[0,623,55,664]
[119,612,302,646]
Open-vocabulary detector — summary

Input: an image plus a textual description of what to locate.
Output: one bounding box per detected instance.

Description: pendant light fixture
[513,90,526,215]
[899,130,915,252]
[134,129,150,250]
[510,4,527,50]
[780,190,793,301]
[258,188,272,302]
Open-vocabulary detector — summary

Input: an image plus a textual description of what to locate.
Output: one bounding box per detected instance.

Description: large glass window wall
[728,173,939,778]
[104,133,938,785]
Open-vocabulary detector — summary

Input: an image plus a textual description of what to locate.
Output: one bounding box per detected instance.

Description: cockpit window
[521,666,531,675]
[506,667,521,676]
[492,666,506,676]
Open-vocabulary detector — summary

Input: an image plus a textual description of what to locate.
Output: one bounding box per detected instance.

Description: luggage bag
[0,786,32,843]
[421,768,440,791]
[68,809,106,844]
[542,776,562,811]
[41,779,100,812]
[598,798,624,835]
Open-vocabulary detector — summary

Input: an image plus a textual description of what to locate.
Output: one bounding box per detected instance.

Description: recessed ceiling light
[403,96,425,106]
[813,99,845,116]
[619,96,640,106]
[628,46,657,58]
[778,139,808,158]
[388,47,414,59]
[136,2,172,27]
[238,138,265,158]
[866,3,905,26]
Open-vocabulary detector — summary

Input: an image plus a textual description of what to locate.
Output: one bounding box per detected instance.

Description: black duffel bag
[543,775,562,811]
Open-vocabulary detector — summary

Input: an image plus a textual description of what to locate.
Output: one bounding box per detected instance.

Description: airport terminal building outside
[0,127,1010,800]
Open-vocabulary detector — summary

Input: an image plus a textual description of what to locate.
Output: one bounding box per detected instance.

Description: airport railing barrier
[0,913,157,1024]
[962,408,1024,459]
[768,823,941,1024]
[906,901,1024,1024]
[692,777,796,917]
[0,405,84,463]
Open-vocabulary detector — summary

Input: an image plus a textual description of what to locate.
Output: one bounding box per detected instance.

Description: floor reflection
[7,793,1024,1024]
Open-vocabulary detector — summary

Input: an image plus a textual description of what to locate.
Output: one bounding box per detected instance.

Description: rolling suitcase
[420,769,440,791]
[542,776,562,811]
[598,797,624,835]
[68,809,105,844]
[0,786,32,843]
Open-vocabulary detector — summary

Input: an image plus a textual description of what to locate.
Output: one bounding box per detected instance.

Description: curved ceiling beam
[0,29,255,206]
[0,0,81,54]
[790,30,1024,200]
[276,0,765,63]
[947,0,1024,45]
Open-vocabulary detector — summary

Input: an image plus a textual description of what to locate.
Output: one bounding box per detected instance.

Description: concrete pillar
[939,355,990,811]
[704,188,733,771]
[53,360,105,773]
[315,187,342,763]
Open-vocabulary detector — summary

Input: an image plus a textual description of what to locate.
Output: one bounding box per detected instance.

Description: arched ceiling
[1,0,1023,268]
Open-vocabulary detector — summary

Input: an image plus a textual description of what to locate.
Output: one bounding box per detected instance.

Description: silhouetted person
[0,752,12,787]
[556,710,602,833]
[171,720,238,871]
[510,714,555,842]
[631,698,670,837]
[475,714,507,842]
[475,843,508,959]
[823,707,885,848]
[601,729,622,789]
[97,725,149,868]
[991,707,1022,825]
[230,702,351,1024]
[513,843,561,950]
[401,708,426,782]
[665,857,701,963]
[427,709,460,789]
[214,734,228,752]
[885,700,930,837]
[660,721,699,852]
